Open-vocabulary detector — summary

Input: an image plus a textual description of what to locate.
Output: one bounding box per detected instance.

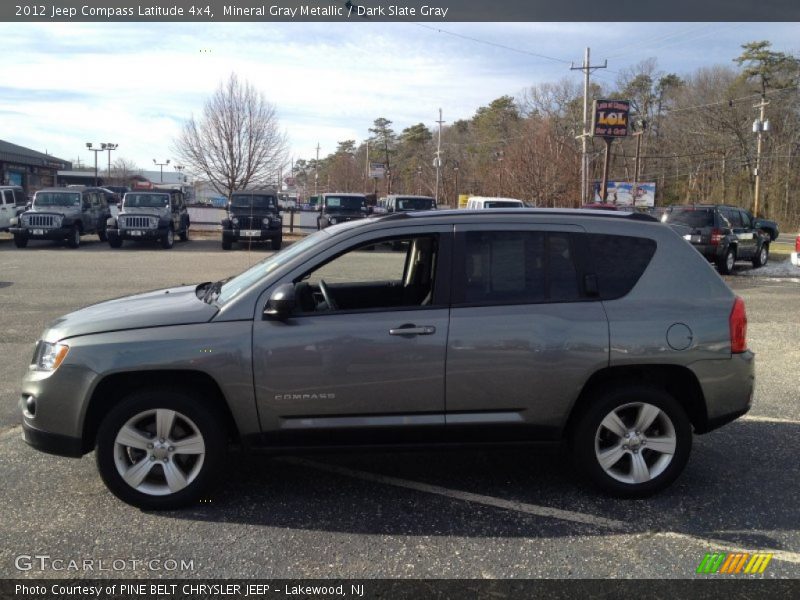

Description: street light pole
[85,143,104,186]
[101,143,118,180]
[153,159,170,183]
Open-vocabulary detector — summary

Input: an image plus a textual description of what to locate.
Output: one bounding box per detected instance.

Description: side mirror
[263,283,296,318]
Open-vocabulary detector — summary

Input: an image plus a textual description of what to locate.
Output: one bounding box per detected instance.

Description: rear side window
[586,234,657,300]
[458,231,581,305]
[665,208,713,228]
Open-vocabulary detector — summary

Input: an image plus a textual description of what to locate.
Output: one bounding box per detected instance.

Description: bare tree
[173,73,288,197]
[108,157,139,186]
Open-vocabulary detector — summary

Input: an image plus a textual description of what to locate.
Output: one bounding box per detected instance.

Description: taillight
[795,235,800,253]
[729,296,747,353]
[711,228,723,246]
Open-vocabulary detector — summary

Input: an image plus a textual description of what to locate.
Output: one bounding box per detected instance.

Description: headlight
[231,217,239,226]
[32,341,70,372]
[53,215,64,227]
[150,217,158,228]
[329,217,338,225]
[10,217,18,226]
[262,217,271,226]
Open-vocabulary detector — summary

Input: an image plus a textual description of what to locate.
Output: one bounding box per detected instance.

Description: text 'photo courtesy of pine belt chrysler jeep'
[317,193,369,229]
[19,209,754,510]
[221,189,283,250]
[106,189,190,249]
[9,187,111,248]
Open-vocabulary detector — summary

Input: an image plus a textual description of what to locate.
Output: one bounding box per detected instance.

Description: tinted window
[460,231,581,305]
[484,201,523,208]
[739,210,752,228]
[231,194,276,209]
[124,194,169,208]
[723,208,742,228]
[34,192,80,207]
[395,197,434,210]
[665,208,713,228]
[2,190,12,205]
[325,196,365,210]
[586,234,657,300]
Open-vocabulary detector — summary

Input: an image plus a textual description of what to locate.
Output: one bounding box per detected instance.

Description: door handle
[389,325,436,336]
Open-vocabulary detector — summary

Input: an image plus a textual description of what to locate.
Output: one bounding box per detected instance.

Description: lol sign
[592,99,631,137]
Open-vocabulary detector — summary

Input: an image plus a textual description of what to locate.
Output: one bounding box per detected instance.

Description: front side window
[739,210,752,229]
[294,235,439,313]
[458,231,580,305]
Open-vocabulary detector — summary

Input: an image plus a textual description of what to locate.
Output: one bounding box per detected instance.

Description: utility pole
[571,48,607,204]
[314,143,320,197]
[752,97,770,217]
[434,108,444,202]
[631,119,647,206]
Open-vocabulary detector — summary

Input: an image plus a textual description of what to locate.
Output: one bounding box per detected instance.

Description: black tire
[13,234,28,248]
[161,227,174,249]
[95,389,227,510]
[271,237,282,251]
[108,236,123,249]
[179,227,189,242]
[221,238,233,250]
[66,225,81,249]
[571,385,692,498]
[716,247,735,275]
[752,243,768,268]
[98,228,108,242]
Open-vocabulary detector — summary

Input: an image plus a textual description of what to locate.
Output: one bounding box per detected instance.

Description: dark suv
[19,209,754,509]
[221,189,282,250]
[317,193,368,229]
[9,187,110,249]
[664,204,770,274]
[107,189,190,249]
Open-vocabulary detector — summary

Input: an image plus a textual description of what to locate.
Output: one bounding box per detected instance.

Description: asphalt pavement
[0,234,798,579]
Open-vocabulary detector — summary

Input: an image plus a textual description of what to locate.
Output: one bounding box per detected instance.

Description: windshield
[485,201,523,208]
[325,196,365,210]
[665,208,713,228]
[216,230,328,305]
[396,197,434,210]
[34,192,80,207]
[230,194,276,210]
[124,193,169,208]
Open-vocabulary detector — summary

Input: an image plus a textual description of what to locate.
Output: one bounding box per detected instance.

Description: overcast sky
[2,22,798,174]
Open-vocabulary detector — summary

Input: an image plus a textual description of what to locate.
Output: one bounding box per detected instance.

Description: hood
[120,206,169,216]
[27,205,80,216]
[43,284,218,342]
[230,207,278,217]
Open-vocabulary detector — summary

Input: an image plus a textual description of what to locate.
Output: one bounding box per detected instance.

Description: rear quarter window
[586,234,657,300]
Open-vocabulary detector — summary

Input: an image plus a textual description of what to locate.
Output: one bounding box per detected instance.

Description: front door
[0,190,13,229]
[253,229,452,445]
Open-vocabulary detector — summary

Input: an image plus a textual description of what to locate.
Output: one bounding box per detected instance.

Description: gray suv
[106,189,190,249]
[19,210,754,509]
[9,187,110,248]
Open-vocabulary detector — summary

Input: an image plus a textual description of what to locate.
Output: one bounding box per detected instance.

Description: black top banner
[3,0,800,22]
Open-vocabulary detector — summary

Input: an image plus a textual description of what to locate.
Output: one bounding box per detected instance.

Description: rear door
[445,224,609,440]
[737,209,758,258]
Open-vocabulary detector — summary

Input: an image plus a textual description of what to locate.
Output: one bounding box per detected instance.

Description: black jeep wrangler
[106,189,190,249]
[221,189,283,250]
[317,193,369,229]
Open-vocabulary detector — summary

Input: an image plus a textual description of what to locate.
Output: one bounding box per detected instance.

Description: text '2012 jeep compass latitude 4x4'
[19,210,754,509]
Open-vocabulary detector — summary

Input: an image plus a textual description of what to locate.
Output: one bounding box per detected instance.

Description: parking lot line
[283,457,629,530]
[741,415,800,425]
[286,458,800,565]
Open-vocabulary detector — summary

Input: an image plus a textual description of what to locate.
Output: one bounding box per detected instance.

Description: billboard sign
[369,162,386,179]
[592,99,631,137]
[592,181,655,207]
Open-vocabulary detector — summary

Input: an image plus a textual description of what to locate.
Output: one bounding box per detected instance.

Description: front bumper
[9,226,71,240]
[690,350,755,433]
[222,227,281,242]
[791,251,799,267]
[107,227,165,241]
[22,421,83,458]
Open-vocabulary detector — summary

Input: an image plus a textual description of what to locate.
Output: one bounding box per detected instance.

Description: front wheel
[13,234,28,248]
[271,237,282,251]
[221,238,232,250]
[752,243,768,268]
[179,227,189,242]
[571,386,692,498]
[108,236,123,249]
[66,225,81,249]
[161,228,174,249]
[95,390,226,510]
[98,228,108,242]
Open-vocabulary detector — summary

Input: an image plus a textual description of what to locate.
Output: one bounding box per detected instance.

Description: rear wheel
[271,236,282,251]
[752,243,768,268]
[98,228,108,242]
[95,390,226,510]
[717,247,735,275]
[67,225,81,249]
[179,227,189,242]
[221,238,232,250]
[13,234,28,248]
[571,386,692,497]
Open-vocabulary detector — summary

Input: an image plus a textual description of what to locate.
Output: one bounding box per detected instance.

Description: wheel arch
[82,370,240,453]
[564,364,709,438]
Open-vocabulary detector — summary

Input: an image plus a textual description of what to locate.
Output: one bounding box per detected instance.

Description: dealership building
[0,139,71,193]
